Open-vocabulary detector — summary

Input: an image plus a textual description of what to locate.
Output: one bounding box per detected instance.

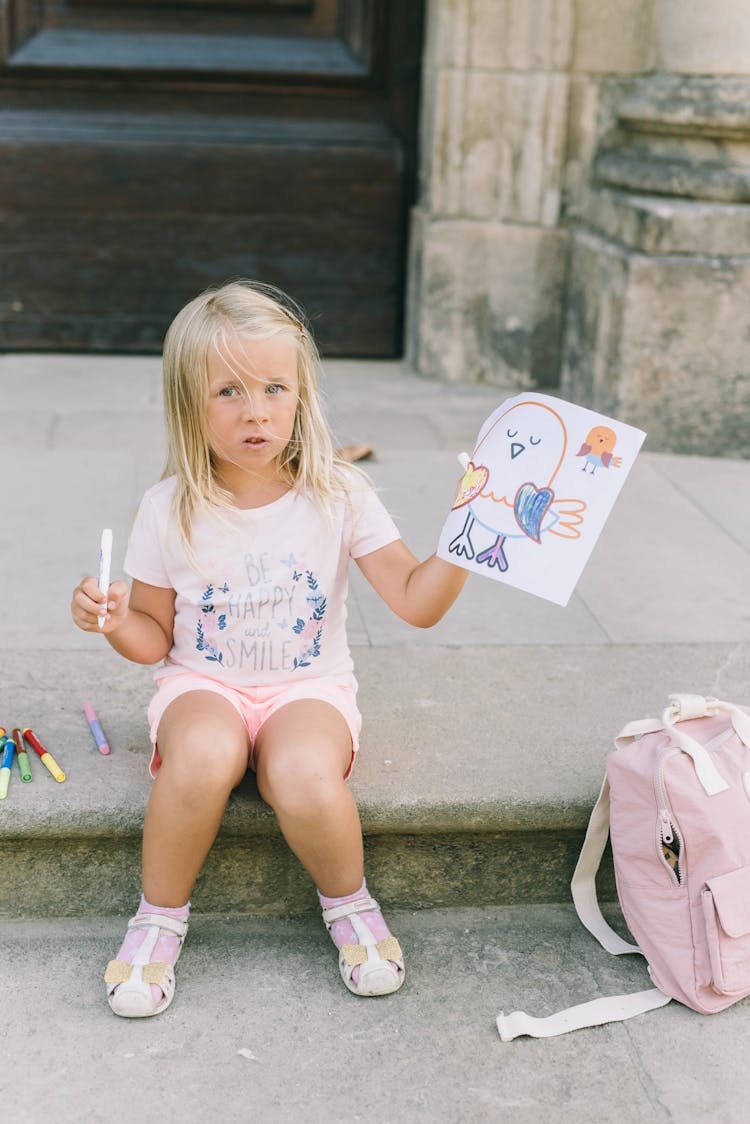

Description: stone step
[2,905,747,1123]
[4,641,749,918]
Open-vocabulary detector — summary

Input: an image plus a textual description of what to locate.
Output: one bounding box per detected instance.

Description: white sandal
[322,897,405,997]
[104,912,189,1018]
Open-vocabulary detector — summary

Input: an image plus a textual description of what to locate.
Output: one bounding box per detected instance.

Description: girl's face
[205,331,300,494]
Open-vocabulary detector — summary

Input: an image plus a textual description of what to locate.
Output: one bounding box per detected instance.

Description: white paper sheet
[437,392,646,606]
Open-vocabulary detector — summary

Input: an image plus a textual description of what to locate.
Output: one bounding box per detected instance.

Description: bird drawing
[576,425,622,475]
[448,399,585,573]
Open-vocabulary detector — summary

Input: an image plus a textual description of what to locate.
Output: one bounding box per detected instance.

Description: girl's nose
[241,388,269,420]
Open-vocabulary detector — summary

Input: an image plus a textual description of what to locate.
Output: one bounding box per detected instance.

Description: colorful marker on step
[12,728,32,782]
[83,702,110,756]
[0,735,15,799]
[98,528,113,628]
[22,728,66,783]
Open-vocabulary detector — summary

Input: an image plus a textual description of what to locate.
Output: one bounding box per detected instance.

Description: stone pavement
[4,905,750,1124]
[2,353,750,1121]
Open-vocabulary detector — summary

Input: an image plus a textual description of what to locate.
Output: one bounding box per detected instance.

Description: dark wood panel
[70,2,315,10]
[8,30,366,76]
[0,0,424,356]
[0,111,400,211]
[6,0,354,55]
[0,108,403,352]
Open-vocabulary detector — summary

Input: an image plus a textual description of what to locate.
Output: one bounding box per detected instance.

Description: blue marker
[0,735,15,799]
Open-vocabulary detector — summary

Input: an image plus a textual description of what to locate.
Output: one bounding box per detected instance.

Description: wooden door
[0,2,424,354]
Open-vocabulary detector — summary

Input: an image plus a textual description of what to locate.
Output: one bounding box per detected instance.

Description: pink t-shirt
[123,469,400,686]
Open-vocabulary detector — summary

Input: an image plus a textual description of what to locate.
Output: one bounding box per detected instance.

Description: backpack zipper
[651,725,737,887]
[654,747,684,885]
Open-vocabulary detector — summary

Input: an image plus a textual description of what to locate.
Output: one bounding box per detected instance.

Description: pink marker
[83,702,110,755]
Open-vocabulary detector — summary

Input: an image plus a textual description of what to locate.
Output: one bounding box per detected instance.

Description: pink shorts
[146,672,362,781]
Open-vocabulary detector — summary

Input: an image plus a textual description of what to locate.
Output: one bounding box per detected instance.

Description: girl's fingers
[74,585,106,615]
[71,577,130,632]
[71,576,108,630]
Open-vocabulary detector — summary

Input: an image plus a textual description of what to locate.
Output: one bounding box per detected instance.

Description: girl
[71,280,468,1018]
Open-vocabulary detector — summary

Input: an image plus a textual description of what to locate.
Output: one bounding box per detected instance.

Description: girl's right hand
[70,576,130,634]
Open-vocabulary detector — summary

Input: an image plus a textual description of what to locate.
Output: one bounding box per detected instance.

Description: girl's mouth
[244,436,267,446]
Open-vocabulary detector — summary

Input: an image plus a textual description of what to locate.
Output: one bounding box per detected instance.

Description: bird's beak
[510,442,525,460]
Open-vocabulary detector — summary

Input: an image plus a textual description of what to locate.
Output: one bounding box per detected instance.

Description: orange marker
[22,728,66,783]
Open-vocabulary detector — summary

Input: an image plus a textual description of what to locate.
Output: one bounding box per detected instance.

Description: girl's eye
[507,428,518,438]
[530,436,541,446]
[266,383,284,395]
[218,385,238,397]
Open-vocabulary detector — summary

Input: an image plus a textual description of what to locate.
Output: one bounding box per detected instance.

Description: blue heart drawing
[514,482,555,542]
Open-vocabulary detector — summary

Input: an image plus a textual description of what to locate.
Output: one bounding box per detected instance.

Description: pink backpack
[498,694,750,1039]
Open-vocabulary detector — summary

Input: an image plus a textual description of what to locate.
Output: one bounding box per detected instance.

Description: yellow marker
[22,728,66,783]
[39,752,66,783]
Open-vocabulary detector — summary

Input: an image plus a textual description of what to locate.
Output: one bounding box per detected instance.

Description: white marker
[97,528,113,628]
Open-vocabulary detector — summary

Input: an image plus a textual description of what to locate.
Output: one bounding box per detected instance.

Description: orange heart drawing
[452,461,489,510]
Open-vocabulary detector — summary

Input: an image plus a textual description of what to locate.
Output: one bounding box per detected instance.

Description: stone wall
[406,0,572,389]
[408,0,750,455]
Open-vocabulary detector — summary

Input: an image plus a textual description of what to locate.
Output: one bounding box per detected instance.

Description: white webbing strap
[496,773,673,1040]
[497,988,671,1041]
[711,697,750,749]
[661,709,729,797]
[570,775,640,956]
[614,716,666,749]
[616,694,730,797]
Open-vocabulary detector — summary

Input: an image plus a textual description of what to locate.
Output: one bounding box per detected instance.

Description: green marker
[12,728,32,782]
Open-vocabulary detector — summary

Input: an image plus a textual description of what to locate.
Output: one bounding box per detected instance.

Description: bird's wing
[601,451,613,467]
[547,498,586,539]
[576,443,591,457]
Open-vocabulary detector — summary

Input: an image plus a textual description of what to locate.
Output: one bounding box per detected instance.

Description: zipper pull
[659,810,673,844]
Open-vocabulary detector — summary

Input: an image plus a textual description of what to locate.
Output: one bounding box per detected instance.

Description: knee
[159,717,248,796]
[257,752,343,820]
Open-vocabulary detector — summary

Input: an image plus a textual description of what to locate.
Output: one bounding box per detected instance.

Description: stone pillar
[561,1,750,455]
[406,0,572,389]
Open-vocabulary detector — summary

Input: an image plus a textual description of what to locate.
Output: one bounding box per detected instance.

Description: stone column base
[407,207,568,389]
[561,206,750,455]
[561,75,750,455]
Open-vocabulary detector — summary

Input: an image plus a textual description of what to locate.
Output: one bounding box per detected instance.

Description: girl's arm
[356,539,469,628]
[71,576,176,665]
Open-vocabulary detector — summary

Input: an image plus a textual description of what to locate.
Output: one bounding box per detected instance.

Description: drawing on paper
[437,392,645,607]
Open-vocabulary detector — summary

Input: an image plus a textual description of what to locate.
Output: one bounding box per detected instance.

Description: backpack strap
[497,988,672,1040]
[616,695,730,797]
[709,697,750,748]
[570,775,640,955]
[496,773,671,1040]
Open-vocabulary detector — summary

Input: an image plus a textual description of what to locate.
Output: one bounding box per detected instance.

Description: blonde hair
[162,279,347,556]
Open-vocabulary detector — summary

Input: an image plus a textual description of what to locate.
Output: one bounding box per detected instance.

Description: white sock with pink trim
[317,879,397,987]
[114,895,190,1005]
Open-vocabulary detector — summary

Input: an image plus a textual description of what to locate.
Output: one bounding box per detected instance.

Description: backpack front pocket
[701,865,750,996]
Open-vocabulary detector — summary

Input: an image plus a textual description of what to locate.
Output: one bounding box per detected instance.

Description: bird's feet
[476,535,509,572]
[449,512,476,560]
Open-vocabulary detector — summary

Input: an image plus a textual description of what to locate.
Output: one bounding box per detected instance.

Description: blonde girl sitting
[70,280,468,1017]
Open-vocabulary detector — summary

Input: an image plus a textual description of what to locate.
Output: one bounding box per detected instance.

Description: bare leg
[253,699,362,896]
[142,691,251,905]
[254,699,404,995]
[106,690,250,1017]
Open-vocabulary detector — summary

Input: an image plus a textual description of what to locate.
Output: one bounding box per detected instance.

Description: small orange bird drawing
[576,426,622,475]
